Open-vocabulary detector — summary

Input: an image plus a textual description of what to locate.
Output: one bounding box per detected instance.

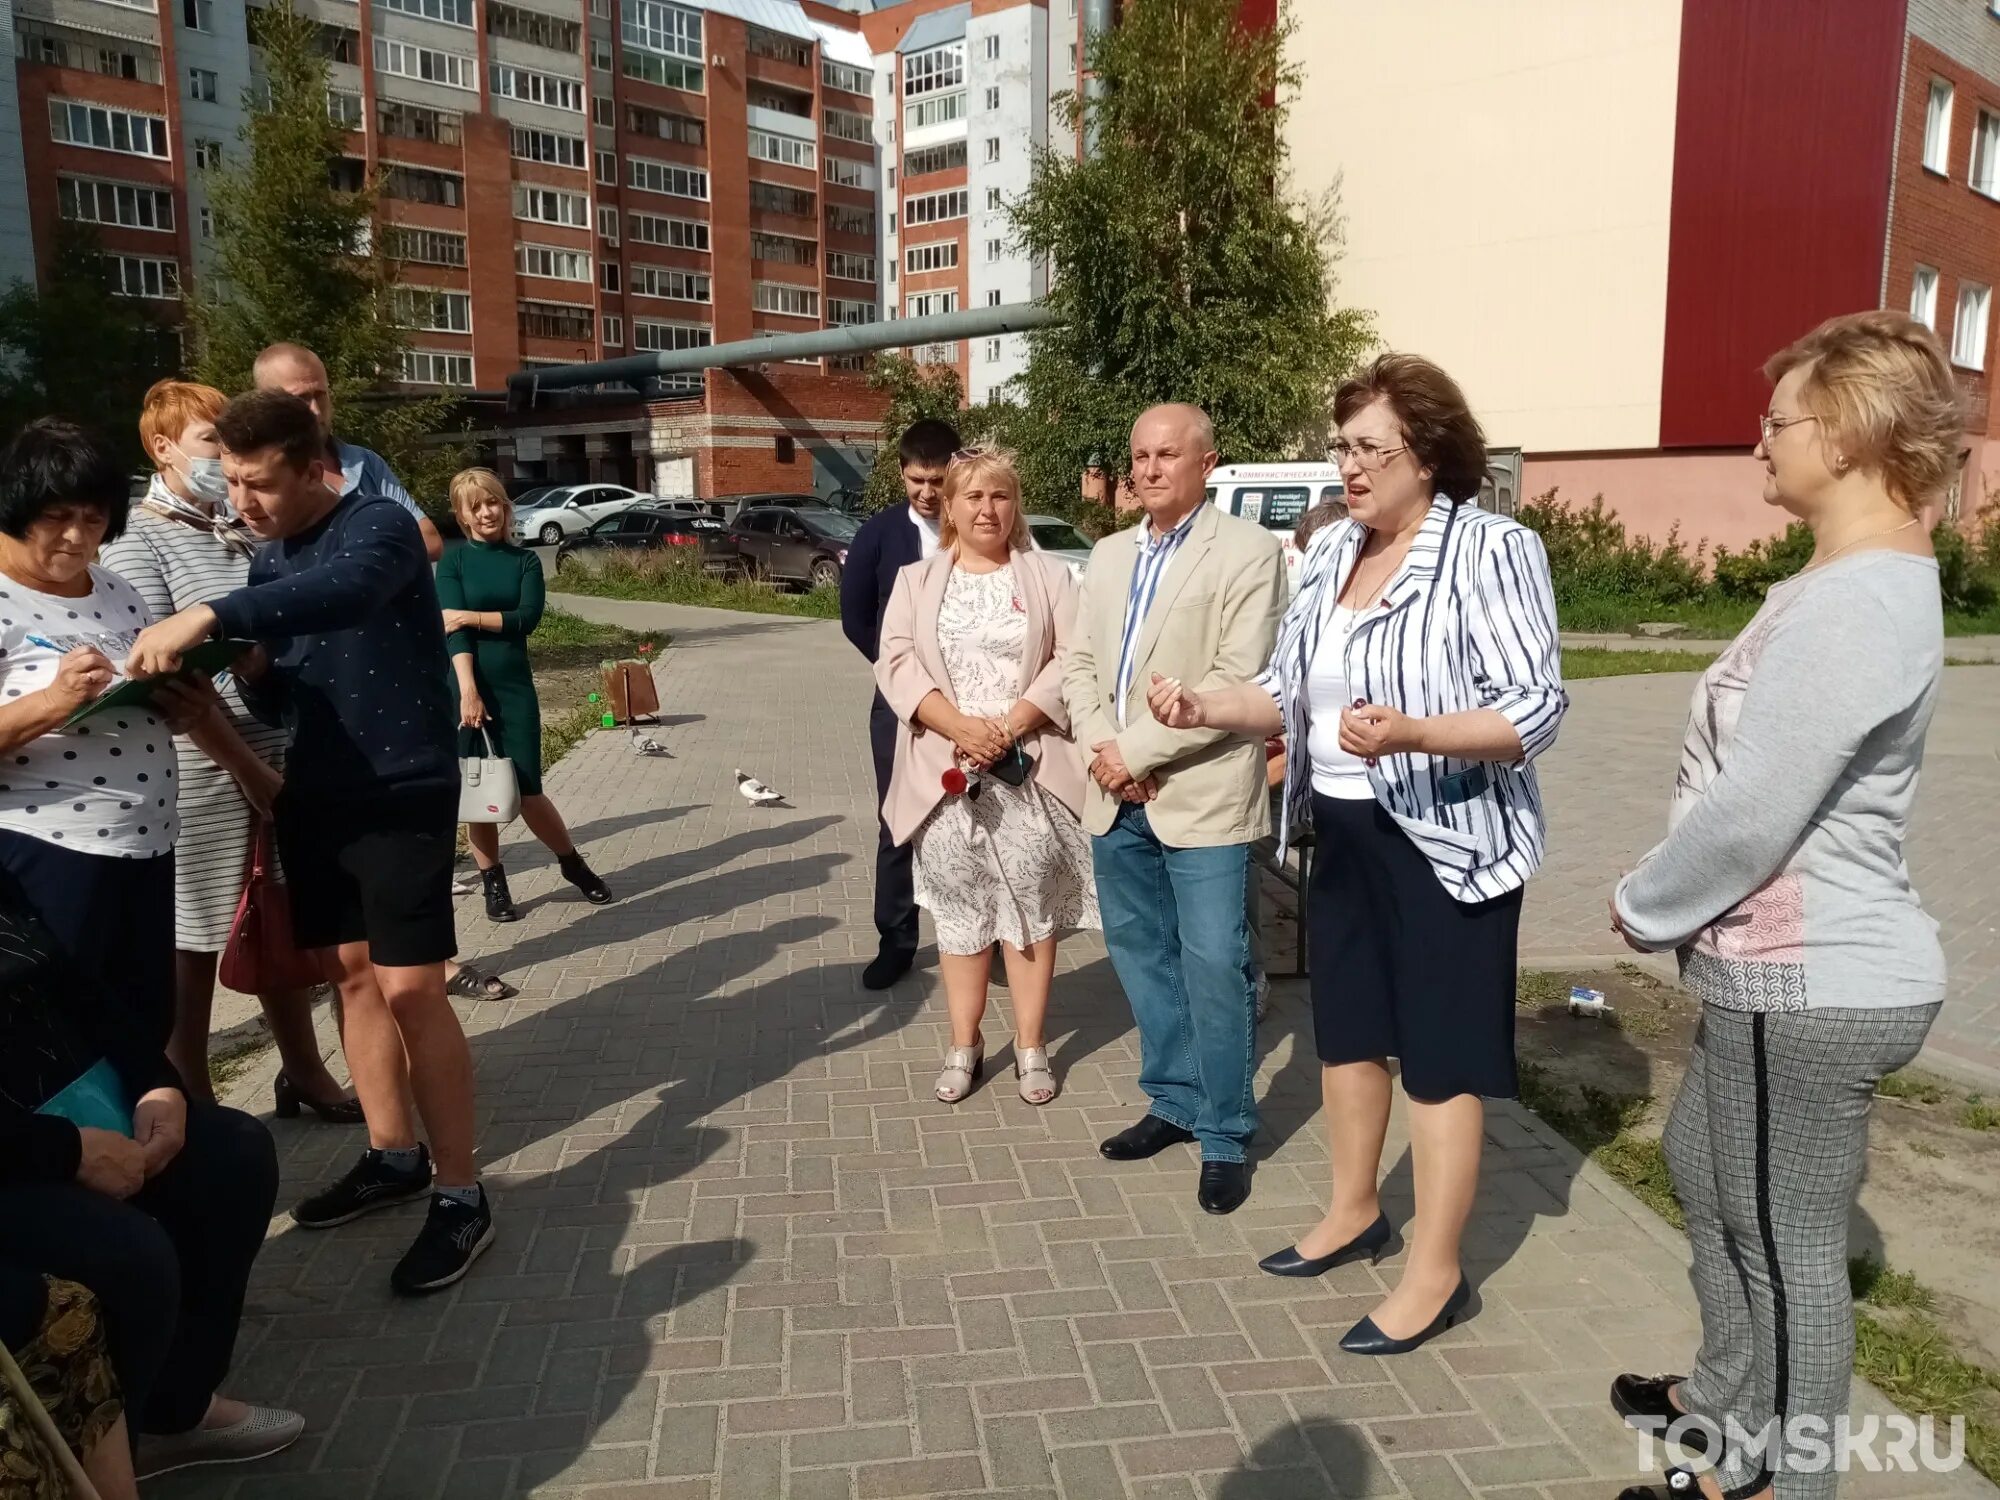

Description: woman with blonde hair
[435,469,611,924]
[876,449,1099,1104]
[1608,311,1961,1500]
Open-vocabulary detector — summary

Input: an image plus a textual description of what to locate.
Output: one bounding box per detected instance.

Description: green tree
[190,0,463,505]
[0,226,181,467]
[1003,0,1371,510]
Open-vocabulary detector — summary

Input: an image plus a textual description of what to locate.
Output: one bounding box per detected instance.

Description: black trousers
[869,696,918,955]
[0,1103,278,1435]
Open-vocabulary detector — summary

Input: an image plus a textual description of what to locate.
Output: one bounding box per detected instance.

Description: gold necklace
[1807,516,1920,571]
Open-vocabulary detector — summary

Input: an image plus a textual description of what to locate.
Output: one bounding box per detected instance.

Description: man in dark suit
[839,418,960,989]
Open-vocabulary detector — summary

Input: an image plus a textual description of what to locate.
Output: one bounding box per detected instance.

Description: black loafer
[1610,1374,1714,1460]
[1099,1116,1195,1161]
[1617,1464,1703,1499]
[1258,1212,1391,1276]
[861,947,915,991]
[1196,1161,1249,1215]
[1339,1275,1471,1355]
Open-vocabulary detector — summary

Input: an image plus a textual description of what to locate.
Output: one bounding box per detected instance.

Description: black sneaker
[290,1145,433,1229]
[391,1188,495,1296]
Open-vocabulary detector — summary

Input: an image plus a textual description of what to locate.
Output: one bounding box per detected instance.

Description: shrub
[1933,521,1998,613]
[1709,522,1814,600]
[1515,491,1707,609]
[1974,482,2000,573]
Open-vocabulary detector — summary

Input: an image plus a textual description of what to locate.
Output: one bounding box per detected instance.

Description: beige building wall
[1285,0,1684,454]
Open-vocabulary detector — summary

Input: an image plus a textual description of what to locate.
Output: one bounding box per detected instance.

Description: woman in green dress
[437,469,612,923]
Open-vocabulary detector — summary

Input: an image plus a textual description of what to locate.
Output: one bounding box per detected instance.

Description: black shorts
[275,790,457,967]
[1307,793,1522,1101]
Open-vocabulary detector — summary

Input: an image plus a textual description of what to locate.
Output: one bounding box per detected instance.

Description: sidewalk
[1560,632,2000,662]
[166,595,1992,1499]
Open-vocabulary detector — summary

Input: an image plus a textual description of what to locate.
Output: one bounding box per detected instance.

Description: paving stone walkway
[166,598,1995,1500]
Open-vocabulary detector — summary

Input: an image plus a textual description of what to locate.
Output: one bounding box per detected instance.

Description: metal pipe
[1080,0,1113,157]
[506,302,1063,394]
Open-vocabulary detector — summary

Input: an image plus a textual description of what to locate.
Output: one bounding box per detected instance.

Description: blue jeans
[1092,805,1258,1162]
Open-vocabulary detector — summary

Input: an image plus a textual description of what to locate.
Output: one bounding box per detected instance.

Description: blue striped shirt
[1114,504,1202,725]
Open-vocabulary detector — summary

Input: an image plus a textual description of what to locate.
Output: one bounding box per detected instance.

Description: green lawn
[530,607,667,768]
[1562,646,1717,680]
[552,554,840,619]
[1558,594,2000,639]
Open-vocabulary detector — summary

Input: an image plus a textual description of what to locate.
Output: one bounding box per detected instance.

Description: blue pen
[25,634,62,652]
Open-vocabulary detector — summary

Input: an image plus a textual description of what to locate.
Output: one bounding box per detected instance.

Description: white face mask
[169,442,230,509]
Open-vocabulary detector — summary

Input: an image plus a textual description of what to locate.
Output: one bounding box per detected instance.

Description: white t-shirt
[0,565,177,857]
[1304,604,1375,800]
[910,506,941,559]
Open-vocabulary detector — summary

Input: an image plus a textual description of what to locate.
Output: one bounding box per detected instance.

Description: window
[194,138,221,169]
[826,251,875,281]
[907,92,966,130]
[1952,282,1991,369]
[630,157,710,202]
[598,205,620,242]
[49,100,170,159]
[182,0,212,28]
[826,204,874,236]
[382,163,464,206]
[374,38,476,91]
[1973,110,2000,198]
[754,282,819,317]
[594,97,615,127]
[747,83,812,118]
[626,104,705,145]
[328,156,366,193]
[621,0,703,92]
[511,127,587,167]
[629,212,709,251]
[1911,264,1940,329]
[822,59,871,95]
[518,243,593,281]
[986,187,1002,211]
[985,337,1000,363]
[906,289,957,318]
[914,341,958,364]
[984,86,1000,111]
[985,288,1001,307]
[904,141,966,177]
[384,226,468,266]
[904,43,964,97]
[381,0,473,25]
[887,167,896,189]
[824,108,871,143]
[983,137,999,163]
[515,183,589,226]
[1924,79,1954,174]
[905,189,968,226]
[829,297,877,326]
[750,129,815,170]
[983,35,999,61]
[197,206,216,238]
[633,320,712,352]
[905,240,958,273]
[486,1,581,50]
[631,265,711,301]
[750,181,815,217]
[490,63,584,111]
[824,155,873,188]
[519,300,593,340]
[986,237,1001,261]
[59,176,174,231]
[1067,42,1077,73]
[602,315,623,345]
[596,150,617,185]
[591,38,612,70]
[600,261,622,292]
[108,254,179,299]
[751,232,815,265]
[746,26,810,68]
[327,89,363,127]
[592,0,609,15]
[402,350,474,386]
[378,103,463,145]
[15,21,163,83]
[394,287,472,332]
[889,261,896,284]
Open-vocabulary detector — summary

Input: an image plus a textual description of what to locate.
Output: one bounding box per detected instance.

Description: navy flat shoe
[1339,1275,1471,1355]
[1257,1212,1391,1277]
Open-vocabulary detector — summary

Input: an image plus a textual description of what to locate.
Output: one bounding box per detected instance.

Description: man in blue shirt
[126,391,493,1296]
[254,342,444,563]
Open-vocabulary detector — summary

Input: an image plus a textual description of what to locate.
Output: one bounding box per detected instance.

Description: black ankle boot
[558,852,612,905]
[481,866,518,923]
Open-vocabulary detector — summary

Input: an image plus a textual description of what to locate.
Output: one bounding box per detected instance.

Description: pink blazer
[874,548,1089,846]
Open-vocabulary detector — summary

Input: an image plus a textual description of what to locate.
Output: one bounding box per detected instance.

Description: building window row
[327,89,364,127]
[630,211,710,250]
[108,254,179,299]
[904,140,965,177]
[826,251,874,281]
[385,225,468,266]
[907,92,967,131]
[749,128,815,171]
[59,175,173,232]
[633,320,712,352]
[17,21,162,84]
[830,297,877,326]
[1910,264,1993,371]
[750,181,815,217]
[824,156,873,189]
[394,287,472,332]
[1922,78,2000,199]
[382,162,464,205]
[491,62,584,111]
[751,232,814,265]
[515,183,588,225]
[374,37,476,91]
[908,290,958,318]
[49,99,170,159]
[822,59,871,95]
[487,0,580,52]
[380,0,473,28]
[631,265,711,301]
[905,240,957,274]
[903,42,964,98]
[378,101,462,144]
[518,243,593,281]
[826,204,874,237]
[510,126,587,167]
[629,157,709,200]
[519,299,593,340]
[905,188,968,227]
[912,341,958,365]
[403,350,474,386]
[824,108,871,143]
[627,104,705,146]
[621,0,703,91]
[753,282,818,317]
[747,83,811,118]
[746,25,810,68]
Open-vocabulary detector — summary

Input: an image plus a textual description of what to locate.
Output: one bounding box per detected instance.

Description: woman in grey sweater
[1608,311,1960,1500]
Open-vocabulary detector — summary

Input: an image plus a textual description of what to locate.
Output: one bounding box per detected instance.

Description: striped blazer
[1255,494,1567,902]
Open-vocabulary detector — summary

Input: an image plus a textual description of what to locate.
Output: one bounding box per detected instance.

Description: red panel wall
[1658,0,1908,448]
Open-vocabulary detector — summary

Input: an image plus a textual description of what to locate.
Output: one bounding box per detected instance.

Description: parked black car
[720,491,827,523]
[727,505,861,590]
[555,505,734,570]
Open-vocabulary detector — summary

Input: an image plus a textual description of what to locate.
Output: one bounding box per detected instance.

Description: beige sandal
[1016,1046,1057,1105]
[935,1042,984,1103]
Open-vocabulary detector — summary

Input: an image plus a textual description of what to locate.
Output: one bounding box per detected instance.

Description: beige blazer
[874,548,1089,846]
[1062,503,1288,846]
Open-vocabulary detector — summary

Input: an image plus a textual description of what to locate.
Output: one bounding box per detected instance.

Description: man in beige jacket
[1063,404,1287,1215]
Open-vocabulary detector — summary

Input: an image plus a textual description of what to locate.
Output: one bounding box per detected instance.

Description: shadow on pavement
[1215,1415,1388,1497]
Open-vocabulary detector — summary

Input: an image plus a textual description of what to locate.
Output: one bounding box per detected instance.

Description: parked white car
[512,484,649,545]
[1027,515,1093,581]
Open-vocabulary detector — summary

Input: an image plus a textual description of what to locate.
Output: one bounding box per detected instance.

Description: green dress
[436,539,547,796]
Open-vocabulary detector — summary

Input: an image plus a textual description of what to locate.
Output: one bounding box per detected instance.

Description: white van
[1206,463,1347,586]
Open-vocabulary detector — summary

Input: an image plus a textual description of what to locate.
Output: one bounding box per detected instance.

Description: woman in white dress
[875,449,1100,1105]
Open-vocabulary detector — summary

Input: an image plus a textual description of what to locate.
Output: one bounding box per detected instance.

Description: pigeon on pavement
[735,769,786,806]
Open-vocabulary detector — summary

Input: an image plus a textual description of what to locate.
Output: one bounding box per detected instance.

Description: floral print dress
[912,564,1100,955]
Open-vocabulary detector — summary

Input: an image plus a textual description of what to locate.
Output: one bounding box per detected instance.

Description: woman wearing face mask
[102,380,360,1123]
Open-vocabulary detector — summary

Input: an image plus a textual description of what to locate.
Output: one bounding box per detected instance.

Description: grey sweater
[1615,551,1945,1012]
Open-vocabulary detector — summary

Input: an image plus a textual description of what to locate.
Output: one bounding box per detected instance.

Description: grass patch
[1876,1071,1946,1106]
[1854,1310,2000,1479]
[1959,1096,2000,1131]
[530,607,665,770]
[207,1034,269,1092]
[1515,970,1569,1008]
[1563,646,1719,680]
[552,550,841,619]
[1850,1252,1935,1310]
[1515,1060,1684,1229]
[1910,1138,1945,1159]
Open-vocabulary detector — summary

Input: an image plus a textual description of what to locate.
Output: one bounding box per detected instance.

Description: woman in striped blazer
[1146,353,1566,1356]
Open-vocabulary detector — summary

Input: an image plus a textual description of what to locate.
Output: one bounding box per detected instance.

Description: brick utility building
[1289,0,2000,550]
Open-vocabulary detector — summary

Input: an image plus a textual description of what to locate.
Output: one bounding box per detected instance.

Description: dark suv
[727,505,861,590]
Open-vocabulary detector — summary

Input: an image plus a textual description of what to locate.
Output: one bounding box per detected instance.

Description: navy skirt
[1306,793,1521,1100]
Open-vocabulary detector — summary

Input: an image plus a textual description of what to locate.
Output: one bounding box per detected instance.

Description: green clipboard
[60,638,258,729]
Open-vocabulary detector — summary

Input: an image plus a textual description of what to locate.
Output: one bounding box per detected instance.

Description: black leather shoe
[481,866,518,923]
[1098,1116,1195,1161]
[1339,1275,1471,1355]
[1610,1374,1714,1460]
[1197,1161,1250,1215]
[861,947,915,990]
[1617,1464,1703,1499]
[1258,1212,1391,1277]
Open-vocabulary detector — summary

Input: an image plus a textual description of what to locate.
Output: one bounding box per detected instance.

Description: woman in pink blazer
[876,448,1100,1105]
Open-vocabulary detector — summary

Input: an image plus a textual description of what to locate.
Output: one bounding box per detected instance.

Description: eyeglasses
[1330,440,1409,470]
[1758,412,1818,446]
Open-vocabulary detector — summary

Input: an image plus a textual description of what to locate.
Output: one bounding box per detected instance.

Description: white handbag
[458,726,521,824]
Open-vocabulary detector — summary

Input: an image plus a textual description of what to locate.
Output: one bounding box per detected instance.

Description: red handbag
[219,820,324,994]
